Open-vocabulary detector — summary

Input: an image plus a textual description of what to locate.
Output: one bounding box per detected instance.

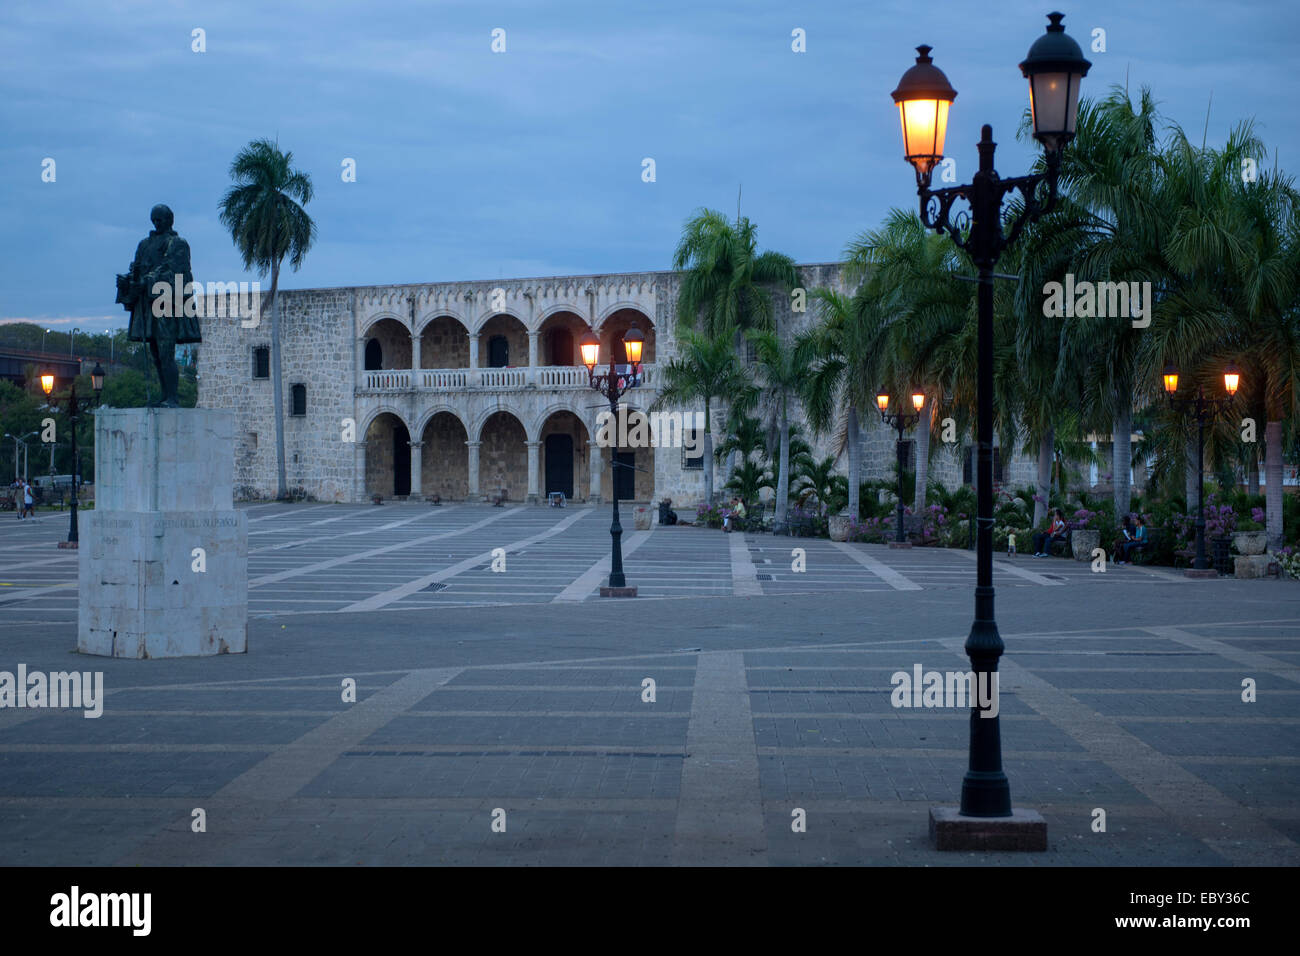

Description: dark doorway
[549,328,573,366]
[393,423,411,496]
[544,434,574,499]
[488,335,509,368]
[364,339,382,370]
[613,450,635,500]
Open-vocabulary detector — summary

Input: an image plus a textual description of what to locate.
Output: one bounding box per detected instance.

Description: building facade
[197,263,1036,506]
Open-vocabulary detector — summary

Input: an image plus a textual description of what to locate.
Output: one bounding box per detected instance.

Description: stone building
[196,262,1036,506]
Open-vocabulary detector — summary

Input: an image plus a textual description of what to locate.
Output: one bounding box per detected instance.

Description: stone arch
[420,411,469,500]
[359,404,410,437]
[414,307,468,334]
[538,409,591,501]
[536,302,586,326]
[478,410,528,502]
[364,411,413,498]
[414,404,468,437]
[417,315,469,369]
[598,307,656,364]
[360,316,412,369]
[469,307,527,336]
[595,406,656,503]
[477,313,527,368]
[536,310,589,367]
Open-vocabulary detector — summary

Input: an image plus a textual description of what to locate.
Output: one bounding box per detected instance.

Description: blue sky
[1,0,1296,333]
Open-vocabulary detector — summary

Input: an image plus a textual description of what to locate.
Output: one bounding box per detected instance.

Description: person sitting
[1120,515,1148,563]
[1032,509,1067,557]
[1112,514,1134,564]
[722,496,746,532]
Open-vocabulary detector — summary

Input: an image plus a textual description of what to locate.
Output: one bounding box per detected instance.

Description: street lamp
[1163,361,1241,576]
[42,328,51,352]
[4,432,38,483]
[876,389,926,546]
[891,11,1089,827]
[580,326,644,597]
[41,362,105,546]
[70,328,80,357]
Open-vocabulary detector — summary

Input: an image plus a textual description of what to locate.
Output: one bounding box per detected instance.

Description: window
[252,346,270,379]
[682,427,704,470]
[290,383,306,417]
[488,335,509,368]
[364,339,382,370]
[745,340,757,364]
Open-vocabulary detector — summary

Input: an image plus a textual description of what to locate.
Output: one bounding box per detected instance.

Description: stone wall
[198,288,354,502]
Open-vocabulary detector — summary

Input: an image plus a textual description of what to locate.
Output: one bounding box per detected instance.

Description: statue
[115,204,201,407]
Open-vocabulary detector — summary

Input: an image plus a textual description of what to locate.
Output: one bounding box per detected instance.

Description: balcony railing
[360,364,654,392]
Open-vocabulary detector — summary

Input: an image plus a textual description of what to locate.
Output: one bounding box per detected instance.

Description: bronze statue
[115,204,201,407]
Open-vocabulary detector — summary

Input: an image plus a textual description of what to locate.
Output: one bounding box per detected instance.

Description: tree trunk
[1034,428,1053,529]
[1112,402,1131,518]
[914,400,932,515]
[846,405,860,520]
[703,397,713,507]
[774,397,790,531]
[1248,448,1260,496]
[1265,419,1283,550]
[1185,432,1198,510]
[268,260,288,500]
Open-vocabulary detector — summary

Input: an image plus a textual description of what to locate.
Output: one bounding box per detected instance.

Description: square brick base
[1184,568,1218,579]
[929,807,1047,851]
[599,586,638,597]
[888,541,913,549]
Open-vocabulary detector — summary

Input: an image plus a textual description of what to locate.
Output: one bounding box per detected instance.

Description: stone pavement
[0,503,1297,865]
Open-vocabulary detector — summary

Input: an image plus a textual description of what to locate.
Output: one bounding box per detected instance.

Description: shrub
[695,502,724,529]
[1273,547,1300,580]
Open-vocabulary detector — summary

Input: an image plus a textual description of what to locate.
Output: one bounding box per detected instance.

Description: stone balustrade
[360,364,655,393]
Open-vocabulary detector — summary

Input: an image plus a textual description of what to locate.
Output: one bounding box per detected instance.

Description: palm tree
[804,288,880,523]
[651,326,748,507]
[218,139,316,500]
[747,328,817,532]
[842,209,974,515]
[672,209,798,340]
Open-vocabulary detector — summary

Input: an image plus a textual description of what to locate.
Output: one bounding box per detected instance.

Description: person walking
[21,480,35,520]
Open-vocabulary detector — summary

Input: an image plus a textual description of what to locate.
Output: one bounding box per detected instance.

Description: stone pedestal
[1235,555,1272,579]
[633,507,652,531]
[828,513,851,542]
[79,408,248,658]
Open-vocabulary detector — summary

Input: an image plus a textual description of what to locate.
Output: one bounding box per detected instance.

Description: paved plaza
[1,502,1298,866]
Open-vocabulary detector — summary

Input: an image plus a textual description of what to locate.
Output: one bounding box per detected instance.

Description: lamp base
[929,807,1047,851]
[1183,568,1217,579]
[599,586,638,598]
[57,541,79,550]
[888,541,913,549]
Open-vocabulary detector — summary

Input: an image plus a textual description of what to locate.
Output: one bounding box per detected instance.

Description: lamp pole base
[599,586,638,598]
[929,807,1047,851]
[1184,568,1217,579]
[888,541,913,549]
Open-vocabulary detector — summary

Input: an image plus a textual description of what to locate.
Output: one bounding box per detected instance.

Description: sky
[1,0,1297,334]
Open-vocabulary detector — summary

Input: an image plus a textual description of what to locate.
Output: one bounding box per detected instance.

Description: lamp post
[891,12,1089,828]
[579,326,644,597]
[4,432,38,484]
[1162,362,1240,576]
[876,389,926,546]
[41,363,104,546]
[70,328,79,357]
[42,328,51,352]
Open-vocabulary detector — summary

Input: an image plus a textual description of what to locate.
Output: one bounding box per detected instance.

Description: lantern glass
[579,332,600,371]
[1019,13,1090,154]
[911,390,925,412]
[622,328,644,366]
[1223,364,1240,396]
[898,98,951,176]
[40,374,54,395]
[876,392,890,412]
[1161,364,1179,395]
[91,362,105,393]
